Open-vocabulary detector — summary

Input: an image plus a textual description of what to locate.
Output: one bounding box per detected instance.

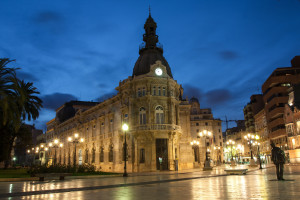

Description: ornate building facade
[46,14,222,172]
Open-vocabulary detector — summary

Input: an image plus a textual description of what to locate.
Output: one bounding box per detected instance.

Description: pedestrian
[271,142,285,180]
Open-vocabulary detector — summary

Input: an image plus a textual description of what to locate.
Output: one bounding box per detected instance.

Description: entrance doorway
[156,139,168,170]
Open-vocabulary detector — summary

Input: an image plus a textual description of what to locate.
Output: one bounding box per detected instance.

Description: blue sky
[1,0,300,131]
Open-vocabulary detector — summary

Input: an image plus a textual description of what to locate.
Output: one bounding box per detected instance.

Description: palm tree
[0,58,42,167]
[0,58,19,127]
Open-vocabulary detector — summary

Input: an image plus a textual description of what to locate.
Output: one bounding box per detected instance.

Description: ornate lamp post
[68,133,84,167]
[199,130,213,170]
[253,138,263,169]
[226,139,236,166]
[244,134,259,166]
[214,146,221,166]
[48,139,63,165]
[122,123,129,177]
[236,144,243,164]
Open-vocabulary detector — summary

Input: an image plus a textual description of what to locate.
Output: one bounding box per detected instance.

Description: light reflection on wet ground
[1,165,300,199]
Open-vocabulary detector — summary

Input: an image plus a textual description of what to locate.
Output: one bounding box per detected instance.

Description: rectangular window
[158,87,161,96]
[142,88,146,96]
[140,113,146,125]
[153,87,156,95]
[140,149,145,163]
[100,148,104,162]
[160,113,164,124]
[138,88,141,97]
[163,87,166,96]
[100,122,104,134]
[109,119,113,133]
[143,113,146,124]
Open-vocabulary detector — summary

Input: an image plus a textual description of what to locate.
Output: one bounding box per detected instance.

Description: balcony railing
[132,124,181,131]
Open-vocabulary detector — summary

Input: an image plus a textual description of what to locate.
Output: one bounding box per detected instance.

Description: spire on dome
[143,9,158,49]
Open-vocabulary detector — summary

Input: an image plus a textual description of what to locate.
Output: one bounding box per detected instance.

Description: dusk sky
[1,0,300,131]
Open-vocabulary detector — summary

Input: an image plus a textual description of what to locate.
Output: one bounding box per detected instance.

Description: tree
[0,58,42,168]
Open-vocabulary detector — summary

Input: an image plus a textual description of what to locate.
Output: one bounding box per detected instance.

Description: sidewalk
[0,164,275,182]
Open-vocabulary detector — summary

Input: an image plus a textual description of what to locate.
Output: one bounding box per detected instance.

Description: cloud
[34,11,63,23]
[41,92,77,111]
[219,50,238,60]
[204,89,233,105]
[16,71,39,82]
[95,91,118,102]
[182,84,203,101]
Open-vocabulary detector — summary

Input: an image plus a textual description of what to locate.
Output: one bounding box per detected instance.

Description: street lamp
[236,144,243,164]
[68,133,84,167]
[253,138,263,169]
[48,139,63,165]
[226,140,236,166]
[198,130,213,170]
[214,146,221,165]
[244,134,259,167]
[122,123,129,177]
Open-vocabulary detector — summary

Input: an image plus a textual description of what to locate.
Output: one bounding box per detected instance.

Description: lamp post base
[230,160,237,166]
[203,160,213,170]
[249,159,258,167]
[123,172,128,177]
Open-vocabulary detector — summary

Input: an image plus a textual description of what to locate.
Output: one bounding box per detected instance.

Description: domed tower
[117,12,190,172]
[132,12,173,78]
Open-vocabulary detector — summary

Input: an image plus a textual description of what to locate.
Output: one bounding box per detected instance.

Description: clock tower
[132,12,173,78]
[116,12,192,172]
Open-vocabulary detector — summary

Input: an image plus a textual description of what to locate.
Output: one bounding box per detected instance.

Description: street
[0,165,300,199]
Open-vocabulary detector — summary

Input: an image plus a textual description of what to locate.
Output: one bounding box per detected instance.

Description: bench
[224,169,248,175]
[35,173,72,181]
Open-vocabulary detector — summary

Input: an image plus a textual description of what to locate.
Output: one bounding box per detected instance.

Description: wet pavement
[0,164,300,199]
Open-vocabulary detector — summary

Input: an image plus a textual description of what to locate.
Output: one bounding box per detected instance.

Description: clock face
[155,68,163,76]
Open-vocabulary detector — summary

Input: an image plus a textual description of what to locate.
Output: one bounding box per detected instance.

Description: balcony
[268,106,284,118]
[269,128,286,139]
[132,124,181,131]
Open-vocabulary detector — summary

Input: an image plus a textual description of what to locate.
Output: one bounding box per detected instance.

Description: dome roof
[132,14,173,78]
[133,49,173,78]
[189,97,199,104]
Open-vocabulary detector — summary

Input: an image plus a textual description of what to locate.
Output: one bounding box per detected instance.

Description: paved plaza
[0,164,300,199]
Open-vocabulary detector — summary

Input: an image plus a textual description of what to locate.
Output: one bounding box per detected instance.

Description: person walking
[271,142,285,180]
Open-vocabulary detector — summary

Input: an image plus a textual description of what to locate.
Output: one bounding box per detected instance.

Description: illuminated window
[139,107,146,124]
[155,106,164,124]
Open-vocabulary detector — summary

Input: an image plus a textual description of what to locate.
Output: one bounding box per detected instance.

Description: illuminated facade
[45,14,222,172]
[262,56,300,147]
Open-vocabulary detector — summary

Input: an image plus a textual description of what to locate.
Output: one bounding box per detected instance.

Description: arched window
[139,107,146,124]
[85,149,89,163]
[92,148,96,163]
[99,147,104,162]
[158,87,161,96]
[155,106,164,124]
[109,145,113,162]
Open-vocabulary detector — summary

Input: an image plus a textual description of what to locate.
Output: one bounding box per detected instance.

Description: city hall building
[46,14,223,172]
